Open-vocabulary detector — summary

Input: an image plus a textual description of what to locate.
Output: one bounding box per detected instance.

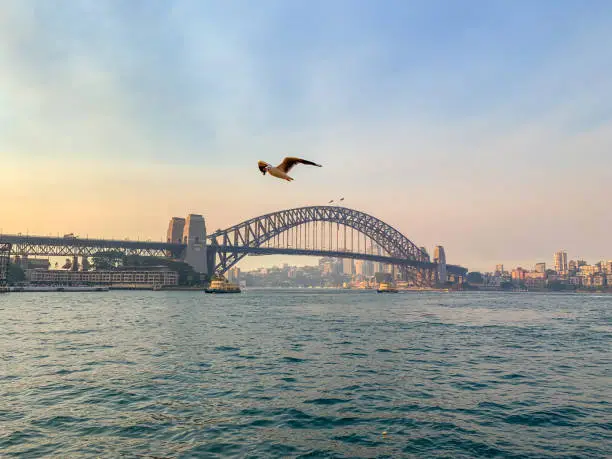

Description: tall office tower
[167,217,186,244]
[534,262,546,273]
[183,214,208,274]
[433,245,447,283]
[374,245,384,273]
[226,267,241,283]
[495,264,504,275]
[554,251,568,273]
[342,258,355,276]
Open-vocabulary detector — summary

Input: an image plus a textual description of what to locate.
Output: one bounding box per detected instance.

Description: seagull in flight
[258,156,322,181]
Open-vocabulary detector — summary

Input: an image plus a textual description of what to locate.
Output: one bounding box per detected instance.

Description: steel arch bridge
[1,205,467,285]
[207,206,464,283]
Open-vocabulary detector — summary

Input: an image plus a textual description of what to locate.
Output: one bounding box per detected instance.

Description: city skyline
[2,1,611,272]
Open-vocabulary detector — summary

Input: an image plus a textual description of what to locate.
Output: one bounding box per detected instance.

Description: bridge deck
[1,234,467,276]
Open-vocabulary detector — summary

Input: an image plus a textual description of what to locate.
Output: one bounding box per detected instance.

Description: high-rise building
[512,267,527,281]
[342,258,354,275]
[495,264,504,275]
[534,262,546,273]
[167,217,186,244]
[319,257,341,275]
[226,267,241,283]
[554,251,568,273]
[373,245,384,273]
[355,260,365,277]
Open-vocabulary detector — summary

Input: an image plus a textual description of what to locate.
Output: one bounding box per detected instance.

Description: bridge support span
[181,214,208,276]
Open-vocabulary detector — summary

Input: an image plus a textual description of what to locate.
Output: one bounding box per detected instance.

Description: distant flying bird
[329,200,334,204]
[258,157,322,181]
[339,197,344,201]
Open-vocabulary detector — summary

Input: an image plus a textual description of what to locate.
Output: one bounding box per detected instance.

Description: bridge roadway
[1,234,467,276]
[2,234,184,258]
[211,245,468,276]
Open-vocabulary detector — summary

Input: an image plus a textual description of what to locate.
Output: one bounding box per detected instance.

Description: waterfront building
[568,276,581,286]
[525,271,546,289]
[27,266,179,287]
[534,262,546,273]
[511,267,527,282]
[593,274,606,288]
[579,265,598,276]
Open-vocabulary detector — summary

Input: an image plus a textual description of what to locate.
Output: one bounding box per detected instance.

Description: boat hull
[204,289,241,294]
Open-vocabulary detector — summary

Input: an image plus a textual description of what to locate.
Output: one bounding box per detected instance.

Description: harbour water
[1,290,610,458]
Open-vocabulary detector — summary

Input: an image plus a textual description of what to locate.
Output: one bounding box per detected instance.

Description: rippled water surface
[1,290,611,458]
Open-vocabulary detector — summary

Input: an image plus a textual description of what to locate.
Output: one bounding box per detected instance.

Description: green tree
[500,281,514,290]
[466,271,484,284]
[122,255,205,286]
[6,264,26,284]
[92,251,124,270]
[548,281,567,291]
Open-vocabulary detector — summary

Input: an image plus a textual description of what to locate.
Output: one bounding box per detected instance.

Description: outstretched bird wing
[277,157,322,173]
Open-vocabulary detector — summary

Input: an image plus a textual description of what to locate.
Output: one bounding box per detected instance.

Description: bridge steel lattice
[2,235,183,259]
[1,242,11,288]
[2,206,467,285]
[207,206,463,284]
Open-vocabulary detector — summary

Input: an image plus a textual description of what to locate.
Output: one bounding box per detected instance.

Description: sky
[1,0,611,272]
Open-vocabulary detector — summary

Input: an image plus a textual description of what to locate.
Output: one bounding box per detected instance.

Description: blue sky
[1,0,611,271]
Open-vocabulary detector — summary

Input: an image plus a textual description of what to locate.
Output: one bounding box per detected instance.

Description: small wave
[0,410,24,422]
[0,429,44,449]
[500,372,528,380]
[331,433,384,447]
[214,346,240,352]
[452,381,489,391]
[304,397,350,405]
[505,408,584,427]
[31,415,89,427]
[282,356,308,363]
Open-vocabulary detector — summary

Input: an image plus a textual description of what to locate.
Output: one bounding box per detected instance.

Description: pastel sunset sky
[2,0,610,271]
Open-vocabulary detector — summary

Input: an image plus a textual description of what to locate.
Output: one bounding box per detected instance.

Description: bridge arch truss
[208,206,431,276]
